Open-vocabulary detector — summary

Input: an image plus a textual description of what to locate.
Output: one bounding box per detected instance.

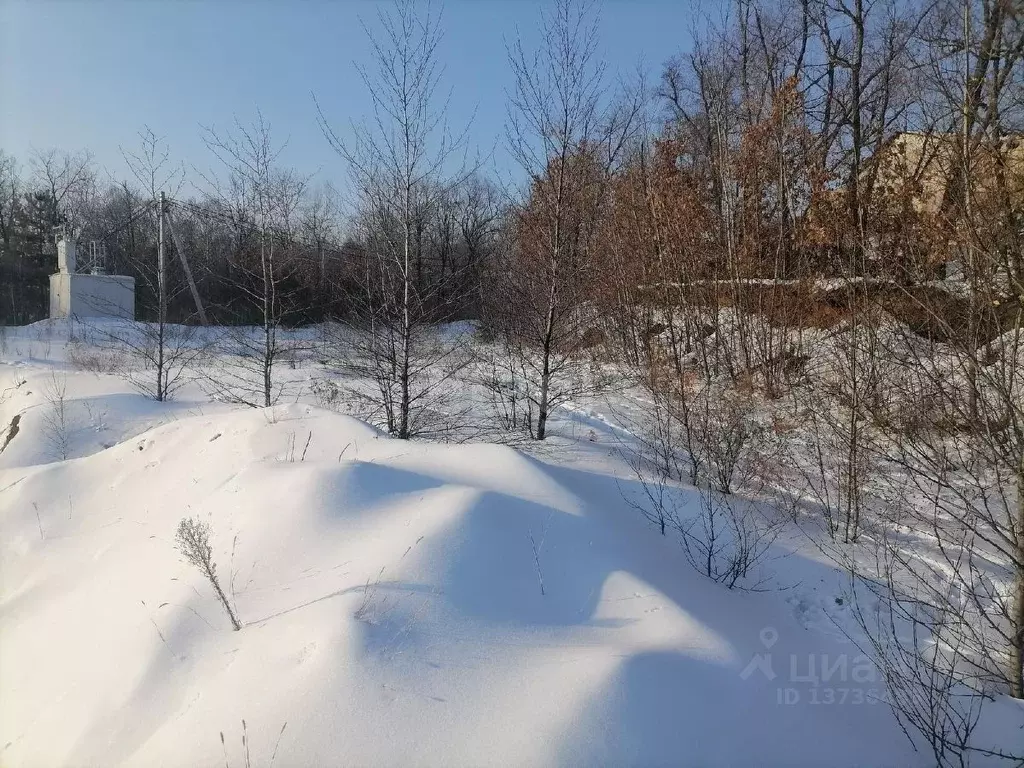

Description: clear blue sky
[1,0,714,195]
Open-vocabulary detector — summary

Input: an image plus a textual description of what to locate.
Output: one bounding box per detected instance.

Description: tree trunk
[1012,457,1024,698]
[157,193,166,401]
[262,231,273,409]
[536,324,554,441]
[400,182,412,439]
[536,209,561,441]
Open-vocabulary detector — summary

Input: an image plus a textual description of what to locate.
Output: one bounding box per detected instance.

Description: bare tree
[29,148,96,231]
[456,174,502,314]
[202,112,308,408]
[300,181,343,313]
[317,0,471,439]
[0,150,22,323]
[89,128,209,402]
[840,0,1024,713]
[107,319,209,401]
[498,0,641,440]
[121,126,186,206]
[786,319,886,543]
[628,434,784,590]
[40,371,72,461]
[846,534,993,768]
[0,150,20,262]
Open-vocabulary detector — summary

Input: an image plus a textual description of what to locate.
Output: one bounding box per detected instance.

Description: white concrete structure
[49,237,135,320]
[57,237,77,274]
[50,273,135,319]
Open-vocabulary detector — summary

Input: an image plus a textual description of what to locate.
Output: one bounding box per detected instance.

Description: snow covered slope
[0,371,932,767]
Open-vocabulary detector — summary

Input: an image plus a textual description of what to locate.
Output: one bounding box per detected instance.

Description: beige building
[871,131,1024,216]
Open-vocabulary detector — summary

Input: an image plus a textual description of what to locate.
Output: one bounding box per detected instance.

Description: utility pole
[165,206,209,325]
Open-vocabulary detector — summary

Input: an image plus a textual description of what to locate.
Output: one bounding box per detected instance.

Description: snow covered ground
[0,319,1019,766]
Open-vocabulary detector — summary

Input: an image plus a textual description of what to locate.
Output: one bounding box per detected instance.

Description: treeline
[0,0,1018,341]
[0,138,503,327]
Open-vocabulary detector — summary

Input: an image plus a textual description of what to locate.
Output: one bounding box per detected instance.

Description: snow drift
[0,381,932,767]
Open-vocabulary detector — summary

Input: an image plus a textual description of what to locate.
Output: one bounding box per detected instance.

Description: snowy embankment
[0,323,989,766]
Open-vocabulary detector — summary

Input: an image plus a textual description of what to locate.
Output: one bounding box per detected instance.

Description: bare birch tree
[94,128,210,402]
[202,112,308,408]
[498,0,640,440]
[317,0,470,439]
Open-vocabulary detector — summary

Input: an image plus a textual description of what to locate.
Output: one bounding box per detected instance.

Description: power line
[90,199,158,243]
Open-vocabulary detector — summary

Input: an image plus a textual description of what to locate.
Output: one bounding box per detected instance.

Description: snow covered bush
[105,321,208,401]
[66,338,126,374]
[686,488,783,589]
[694,389,767,496]
[310,377,341,411]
